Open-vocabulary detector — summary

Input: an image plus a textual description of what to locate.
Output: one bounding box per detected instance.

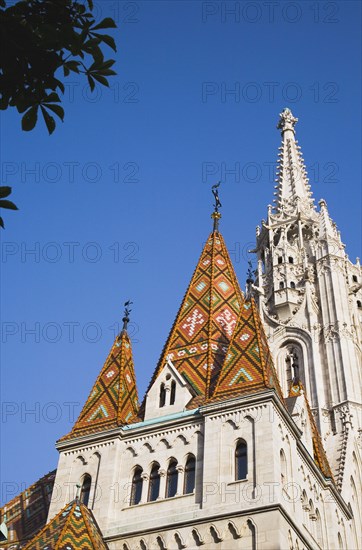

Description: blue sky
[1,0,361,504]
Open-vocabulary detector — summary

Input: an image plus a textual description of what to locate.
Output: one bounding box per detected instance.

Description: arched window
[80,474,91,507]
[159,383,166,407]
[148,463,160,502]
[166,459,178,498]
[288,256,294,264]
[278,256,283,264]
[290,281,296,289]
[130,466,143,506]
[170,380,176,405]
[235,440,247,480]
[352,275,358,282]
[357,300,362,309]
[279,281,284,289]
[184,455,196,494]
[280,450,287,485]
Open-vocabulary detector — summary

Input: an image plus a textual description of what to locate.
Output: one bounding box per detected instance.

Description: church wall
[49,393,355,550]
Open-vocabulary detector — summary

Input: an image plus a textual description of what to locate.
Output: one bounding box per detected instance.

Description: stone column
[140,473,149,504]
[176,465,184,496]
[158,469,167,500]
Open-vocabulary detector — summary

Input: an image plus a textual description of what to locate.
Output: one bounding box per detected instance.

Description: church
[1,109,361,549]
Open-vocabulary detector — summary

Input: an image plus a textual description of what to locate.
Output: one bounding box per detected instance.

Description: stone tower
[253,107,362,533]
[1,111,361,550]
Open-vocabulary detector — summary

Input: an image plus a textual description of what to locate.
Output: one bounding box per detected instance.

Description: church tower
[42,178,357,549]
[2,111,360,550]
[253,108,362,516]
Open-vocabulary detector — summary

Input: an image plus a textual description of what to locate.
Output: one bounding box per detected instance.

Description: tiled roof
[289,382,334,480]
[212,298,284,402]
[144,230,245,403]
[61,330,139,440]
[24,500,107,550]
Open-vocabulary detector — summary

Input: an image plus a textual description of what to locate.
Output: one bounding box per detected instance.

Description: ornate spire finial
[121,300,133,333]
[277,107,298,134]
[211,181,222,231]
[245,260,255,300]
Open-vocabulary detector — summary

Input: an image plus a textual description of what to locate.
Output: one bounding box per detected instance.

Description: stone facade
[2,110,361,550]
[46,110,362,550]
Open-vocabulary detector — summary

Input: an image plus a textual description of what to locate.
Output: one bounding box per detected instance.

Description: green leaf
[92,74,109,87]
[102,59,116,68]
[0,217,4,229]
[44,104,65,121]
[89,59,115,71]
[0,200,18,211]
[45,92,61,103]
[40,106,56,135]
[87,75,95,92]
[0,187,12,199]
[93,33,117,52]
[66,61,80,73]
[95,69,117,76]
[22,106,38,132]
[92,17,117,30]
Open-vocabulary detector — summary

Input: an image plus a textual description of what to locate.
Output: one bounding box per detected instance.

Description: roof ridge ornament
[211,181,222,231]
[277,107,298,134]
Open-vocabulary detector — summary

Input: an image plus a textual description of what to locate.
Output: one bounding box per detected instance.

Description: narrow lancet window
[80,474,91,507]
[130,467,143,505]
[235,440,247,480]
[184,455,196,494]
[159,383,166,407]
[166,459,178,498]
[148,463,160,502]
[170,380,176,405]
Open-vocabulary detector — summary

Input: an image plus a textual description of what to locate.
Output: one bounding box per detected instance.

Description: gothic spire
[274,108,314,213]
[143,229,244,404]
[62,309,139,440]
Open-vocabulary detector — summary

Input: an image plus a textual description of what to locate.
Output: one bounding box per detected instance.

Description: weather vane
[122,300,133,332]
[211,182,222,231]
[212,181,222,212]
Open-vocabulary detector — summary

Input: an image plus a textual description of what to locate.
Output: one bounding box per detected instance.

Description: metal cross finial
[122,300,133,332]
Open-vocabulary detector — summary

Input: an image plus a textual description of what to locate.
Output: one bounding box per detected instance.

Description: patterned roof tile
[61,330,139,440]
[24,500,107,550]
[143,230,244,405]
[212,298,284,401]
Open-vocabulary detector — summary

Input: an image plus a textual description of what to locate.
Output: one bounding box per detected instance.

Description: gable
[144,360,194,421]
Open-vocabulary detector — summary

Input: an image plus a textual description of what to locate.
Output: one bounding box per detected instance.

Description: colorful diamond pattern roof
[289,382,333,480]
[212,298,284,401]
[24,500,107,550]
[63,330,139,440]
[146,231,244,401]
